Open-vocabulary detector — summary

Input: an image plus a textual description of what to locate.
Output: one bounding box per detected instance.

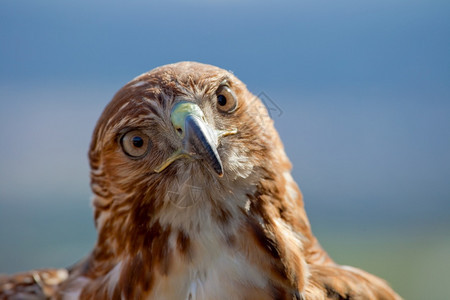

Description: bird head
[88,62,290,247]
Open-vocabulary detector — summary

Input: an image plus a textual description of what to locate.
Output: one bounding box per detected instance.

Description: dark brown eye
[216,85,237,113]
[120,130,151,158]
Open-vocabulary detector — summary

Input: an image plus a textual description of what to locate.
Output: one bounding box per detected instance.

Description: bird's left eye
[120,130,151,158]
[216,85,238,113]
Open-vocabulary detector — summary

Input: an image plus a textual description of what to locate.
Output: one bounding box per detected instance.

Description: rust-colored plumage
[0,62,402,299]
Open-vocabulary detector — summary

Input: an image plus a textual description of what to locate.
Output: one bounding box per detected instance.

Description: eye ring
[216,85,238,113]
[120,130,151,158]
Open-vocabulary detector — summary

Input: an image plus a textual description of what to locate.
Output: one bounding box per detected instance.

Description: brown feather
[2,62,402,299]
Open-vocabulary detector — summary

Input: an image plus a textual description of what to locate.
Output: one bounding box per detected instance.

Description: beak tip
[213,162,224,177]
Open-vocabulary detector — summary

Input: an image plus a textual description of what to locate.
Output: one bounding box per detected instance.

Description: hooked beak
[154,101,237,176]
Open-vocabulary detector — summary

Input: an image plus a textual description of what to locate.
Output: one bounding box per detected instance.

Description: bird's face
[89,62,285,231]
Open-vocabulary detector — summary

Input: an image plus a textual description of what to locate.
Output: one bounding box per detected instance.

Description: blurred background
[0,0,449,298]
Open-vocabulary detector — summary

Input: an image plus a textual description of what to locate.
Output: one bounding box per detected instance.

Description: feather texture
[1,62,402,300]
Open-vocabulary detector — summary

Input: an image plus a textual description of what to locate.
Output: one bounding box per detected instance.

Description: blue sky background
[0,1,449,298]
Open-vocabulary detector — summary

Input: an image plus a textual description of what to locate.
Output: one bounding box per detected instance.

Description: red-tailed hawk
[0,62,402,299]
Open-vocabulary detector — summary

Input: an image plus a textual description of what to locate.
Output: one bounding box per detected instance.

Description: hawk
[0,62,402,299]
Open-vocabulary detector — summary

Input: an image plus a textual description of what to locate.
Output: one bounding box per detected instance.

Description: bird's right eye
[120,130,151,158]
